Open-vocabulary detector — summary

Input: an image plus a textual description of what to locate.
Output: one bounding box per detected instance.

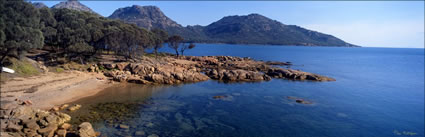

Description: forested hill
[1,0,169,65]
[209,14,357,46]
[110,5,358,47]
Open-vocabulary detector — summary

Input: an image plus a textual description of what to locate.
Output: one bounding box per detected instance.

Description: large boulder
[266,68,335,81]
[116,63,129,71]
[102,63,116,70]
[137,64,209,84]
[38,124,57,137]
[10,106,35,118]
[206,69,270,82]
[3,108,50,136]
[78,122,96,137]
[0,101,79,137]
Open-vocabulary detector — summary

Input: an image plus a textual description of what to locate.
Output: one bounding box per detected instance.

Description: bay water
[69,44,424,137]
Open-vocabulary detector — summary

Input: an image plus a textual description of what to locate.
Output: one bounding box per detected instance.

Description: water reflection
[66,78,424,137]
[68,81,326,137]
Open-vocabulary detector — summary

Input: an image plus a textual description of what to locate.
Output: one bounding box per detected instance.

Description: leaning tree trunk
[79,56,84,65]
[154,48,158,59]
[175,49,179,58]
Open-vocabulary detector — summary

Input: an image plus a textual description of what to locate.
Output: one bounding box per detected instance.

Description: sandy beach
[0,71,113,110]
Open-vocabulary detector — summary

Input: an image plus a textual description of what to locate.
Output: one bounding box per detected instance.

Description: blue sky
[36,1,424,48]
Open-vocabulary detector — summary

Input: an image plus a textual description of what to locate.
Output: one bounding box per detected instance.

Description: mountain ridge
[52,0,97,14]
[109,5,358,47]
[109,5,182,30]
[35,2,359,47]
[31,2,48,9]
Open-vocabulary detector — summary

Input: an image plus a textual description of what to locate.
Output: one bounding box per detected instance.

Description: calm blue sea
[73,44,425,137]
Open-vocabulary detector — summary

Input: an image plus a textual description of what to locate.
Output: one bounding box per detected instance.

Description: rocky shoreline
[95,56,335,85]
[0,100,97,137]
[1,55,335,137]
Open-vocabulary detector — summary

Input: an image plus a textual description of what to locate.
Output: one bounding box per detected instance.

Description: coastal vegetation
[7,58,40,76]
[0,0,191,69]
[167,35,184,57]
[0,0,44,64]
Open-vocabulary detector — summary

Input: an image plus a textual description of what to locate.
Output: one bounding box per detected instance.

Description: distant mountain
[109,5,182,30]
[177,14,358,47]
[52,0,97,14]
[110,5,359,47]
[31,2,47,9]
[196,14,357,47]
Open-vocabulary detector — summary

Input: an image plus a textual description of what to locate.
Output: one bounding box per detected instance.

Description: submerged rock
[148,134,159,137]
[78,122,96,137]
[287,96,314,104]
[135,131,145,136]
[145,122,154,128]
[70,102,143,126]
[295,99,313,104]
[212,95,234,101]
[119,124,130,129]
[212,95,227,99]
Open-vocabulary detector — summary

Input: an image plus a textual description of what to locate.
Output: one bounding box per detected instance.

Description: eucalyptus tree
[180,43,195,56]
[0,0,44,65]
[0,2,160,65]
[39,7,58,51]
[151,28,168,57]
[101,25,121,55]
[168,35,184,57]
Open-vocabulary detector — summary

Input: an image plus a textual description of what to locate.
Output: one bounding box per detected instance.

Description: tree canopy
[151,28,168,56]
[0,0,44,64]
[1,0,184,65]
[44,8,165,60]
[168,35,184,57]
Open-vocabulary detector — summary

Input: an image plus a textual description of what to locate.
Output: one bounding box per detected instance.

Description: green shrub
[61,62,90,71]
[55,67,65,73]
[8,58,40,76]
[145,53,156,58]
[98,65,105,71]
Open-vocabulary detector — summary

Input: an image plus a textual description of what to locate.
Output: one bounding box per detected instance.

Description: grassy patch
[98,65,105,71]
[62,61,90,71]
[144,52,173,58]
[55,67,65,73]
[8,58,40,77]
[144,53,157,58]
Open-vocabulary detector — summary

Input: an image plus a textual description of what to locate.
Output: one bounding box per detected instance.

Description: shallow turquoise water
[73,44,424,137]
